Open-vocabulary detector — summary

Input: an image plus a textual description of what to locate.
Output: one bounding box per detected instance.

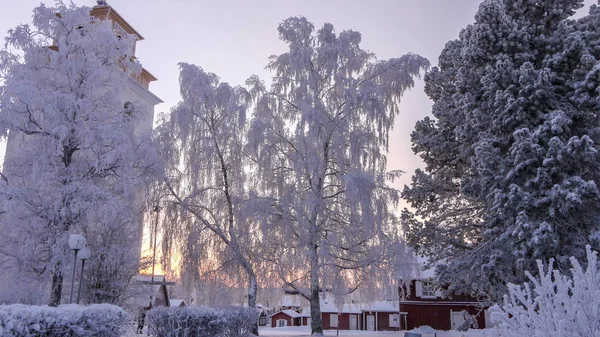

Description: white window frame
[389,313,400,328]
[416,278,440,298]
[277,319,287,327]
[330,314,339,328]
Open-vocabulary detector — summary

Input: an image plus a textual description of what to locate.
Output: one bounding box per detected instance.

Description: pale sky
[0,0,596,201]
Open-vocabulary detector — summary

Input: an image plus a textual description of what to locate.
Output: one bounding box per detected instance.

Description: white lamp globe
[77,247,91,260]
[68,234,86,250]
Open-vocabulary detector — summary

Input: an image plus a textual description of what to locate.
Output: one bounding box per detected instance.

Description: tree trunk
[309,243,323,335]
[247,270,259,336]
[49,264,63,307]
[217,131,260,335]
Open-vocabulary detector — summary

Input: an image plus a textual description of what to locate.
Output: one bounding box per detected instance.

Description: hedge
[0,303,127,337]
[147,306,258,337]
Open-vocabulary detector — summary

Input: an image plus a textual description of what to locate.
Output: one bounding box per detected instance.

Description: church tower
[3,0,163,249]
[0,1,164,304]
[88,0,163,263]
[89,0,163,133]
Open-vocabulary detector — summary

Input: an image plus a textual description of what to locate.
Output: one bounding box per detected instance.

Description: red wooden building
[361,301,401,331]
[269,309,301,327]
[399,275,490,330]
[298,299,400,331]
[300,309,310,326]
[319,302,363,330]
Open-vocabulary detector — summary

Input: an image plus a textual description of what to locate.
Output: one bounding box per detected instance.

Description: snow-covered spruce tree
[246,17,428,334]
[403,0,600,300]
[0,2,159,306]
[156,64,260,333]
[491,246,600,337]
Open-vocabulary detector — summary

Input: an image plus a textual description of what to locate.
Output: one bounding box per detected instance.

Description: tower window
[124,101,134,116]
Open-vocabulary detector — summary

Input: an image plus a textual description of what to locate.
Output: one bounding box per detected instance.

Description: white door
[485,309,496,328]
[367,315,375,331]
[349,314,358,330]
[451,311,465,330]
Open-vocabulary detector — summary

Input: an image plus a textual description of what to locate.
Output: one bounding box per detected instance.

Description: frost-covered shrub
[147,306,258,337]
[0,303,127,337]
[491,246,600,337]
[455,310,478,331]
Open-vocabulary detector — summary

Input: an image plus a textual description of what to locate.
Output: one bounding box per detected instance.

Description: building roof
[134,274,175,285]
[320,301,363,314]
[134,274,165,282]
[269,309,301,318]
[280,295,304,308]
[169,299,185,307]
[363,301,399,312]
[301,300,399,315]
[416,256,437,280]
[90,2,144,40]
[300,306,310,317]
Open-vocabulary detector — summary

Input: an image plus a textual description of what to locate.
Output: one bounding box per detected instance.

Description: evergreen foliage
[403,0,600,300]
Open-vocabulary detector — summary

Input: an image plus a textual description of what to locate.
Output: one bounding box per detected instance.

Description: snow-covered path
[258,326,487,337]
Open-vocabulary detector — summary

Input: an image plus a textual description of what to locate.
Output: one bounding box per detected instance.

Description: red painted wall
[398,280,488,331]
[376,312,400,331]
[400,303,486,330]
[322,312,362,330]
[270,312,295,327]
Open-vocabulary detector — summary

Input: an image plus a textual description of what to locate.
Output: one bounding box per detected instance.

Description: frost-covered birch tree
[403,0,600,300]
[246,17,428,334]
[0,2,159,306]
[157,63,260,333]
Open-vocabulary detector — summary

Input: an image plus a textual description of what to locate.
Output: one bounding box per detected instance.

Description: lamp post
[151,205,160,283]
[76,246,91,304]
[68,234,86,304]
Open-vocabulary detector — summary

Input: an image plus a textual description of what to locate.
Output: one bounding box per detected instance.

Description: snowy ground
[257,326,488,337]
[124,325,489,337]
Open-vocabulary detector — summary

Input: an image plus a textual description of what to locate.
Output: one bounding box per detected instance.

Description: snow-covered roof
[362,301,399,312]
[320,301,363,314]
[169,299,184,307]
[416,256,436,280]
[280,295,304,307]
[300,306,310,317]
[269,309,301,318]
[134,274,166,283]
[301,300,399,314]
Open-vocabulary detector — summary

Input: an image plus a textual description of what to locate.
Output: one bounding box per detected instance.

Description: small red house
[293,298,401,331]
[269,309,301,327]
[399,264,489,331]
[319,302,363,330]
[361,301,401,331]
[300,308,310,326]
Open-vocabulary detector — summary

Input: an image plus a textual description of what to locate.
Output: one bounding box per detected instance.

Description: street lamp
[76,246,91,304]
[68,234,86,304]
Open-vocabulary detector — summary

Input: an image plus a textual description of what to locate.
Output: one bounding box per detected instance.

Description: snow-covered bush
[0,303,127,337]
[147,306,258,337]
[455,310,478,331]
[491,245,600,337]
